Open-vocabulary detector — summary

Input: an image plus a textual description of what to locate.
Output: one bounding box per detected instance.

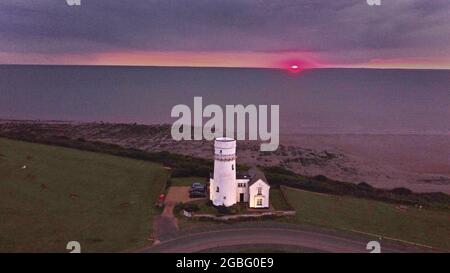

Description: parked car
[190,182,206,192]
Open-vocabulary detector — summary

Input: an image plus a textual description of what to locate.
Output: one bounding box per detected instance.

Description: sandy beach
[282,133,450,193]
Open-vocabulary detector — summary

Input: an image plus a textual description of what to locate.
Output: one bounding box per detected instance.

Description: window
[220,150,222,154]
[232,164,234,170]
[216,186,219,193]
[257,198,263,206]
[258,187,262,195]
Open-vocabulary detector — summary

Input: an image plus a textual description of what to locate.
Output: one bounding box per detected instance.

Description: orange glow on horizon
[86,51,321,69]
[0,50,321,69]
[0,51,448,70]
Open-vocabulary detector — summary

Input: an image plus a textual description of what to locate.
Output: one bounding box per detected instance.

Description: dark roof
[236,172,250,179]
[247,167,269,186]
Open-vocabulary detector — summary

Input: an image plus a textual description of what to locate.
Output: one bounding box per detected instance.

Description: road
[144,223,430,253]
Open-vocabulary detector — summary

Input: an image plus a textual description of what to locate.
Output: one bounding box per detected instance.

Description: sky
[0,0,449,69]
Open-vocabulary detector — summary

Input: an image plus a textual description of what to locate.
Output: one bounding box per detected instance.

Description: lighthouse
[210,137,237,207]
[209,138,270,208]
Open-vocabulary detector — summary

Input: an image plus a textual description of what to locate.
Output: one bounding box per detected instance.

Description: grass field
[170,176,207,187]
[0,138,169,252]
[282,186,450,250]
[269,188,292,211]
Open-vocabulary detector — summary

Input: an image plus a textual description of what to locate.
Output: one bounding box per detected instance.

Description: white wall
[249,180,270,208]
[236,179,249,203]
[209,178,215,202]
[211,138,237,207]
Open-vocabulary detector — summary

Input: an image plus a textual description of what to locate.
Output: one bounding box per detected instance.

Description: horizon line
[1,63,449,71]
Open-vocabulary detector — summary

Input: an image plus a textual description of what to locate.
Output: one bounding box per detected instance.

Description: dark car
[190,182,206,192]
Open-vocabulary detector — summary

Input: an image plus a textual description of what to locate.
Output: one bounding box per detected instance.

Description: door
[239,193,244,202]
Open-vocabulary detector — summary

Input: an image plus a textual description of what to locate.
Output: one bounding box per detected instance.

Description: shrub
[215,204,241,215]
[173,202,185,214]
[174,202,199,213]
[357,182,374,191]
[183,203,200,212]
[314,175,328,181]
[228,204,241,214]
[390,187,413,195]
[216,205,230,215]
[165,179,172,189]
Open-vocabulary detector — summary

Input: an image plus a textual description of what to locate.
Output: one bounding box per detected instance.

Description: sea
[1,65,449,135]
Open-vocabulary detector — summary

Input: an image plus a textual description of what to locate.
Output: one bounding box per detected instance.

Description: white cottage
[209,137,270,208]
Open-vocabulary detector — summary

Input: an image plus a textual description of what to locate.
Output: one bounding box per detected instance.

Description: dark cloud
[0,0,449,64]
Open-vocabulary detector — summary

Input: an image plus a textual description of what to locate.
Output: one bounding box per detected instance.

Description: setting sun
[289,64,301,72]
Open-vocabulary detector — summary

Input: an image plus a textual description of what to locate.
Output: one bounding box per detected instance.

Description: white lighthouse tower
[210,137,237,207]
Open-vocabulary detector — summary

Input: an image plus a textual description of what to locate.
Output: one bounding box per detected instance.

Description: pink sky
[1,1,449,69]
[2,51,449,69]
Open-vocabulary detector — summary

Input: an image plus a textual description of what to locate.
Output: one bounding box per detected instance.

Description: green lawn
[0,138,169,252]
[282,186,450,250]
[170,176,207,187]
[270,188,292,211]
